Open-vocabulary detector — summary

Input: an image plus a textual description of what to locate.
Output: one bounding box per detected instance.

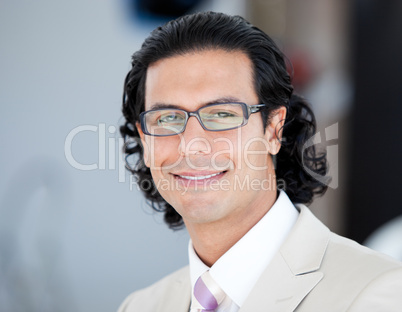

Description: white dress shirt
[188,190,299,312]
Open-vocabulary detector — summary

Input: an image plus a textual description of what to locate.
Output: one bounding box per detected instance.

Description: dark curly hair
[121,11,328,230]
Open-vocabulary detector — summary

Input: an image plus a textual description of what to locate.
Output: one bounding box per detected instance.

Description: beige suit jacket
[118,206,402,311]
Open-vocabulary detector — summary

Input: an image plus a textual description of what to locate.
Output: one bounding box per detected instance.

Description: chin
[179,202,223,221]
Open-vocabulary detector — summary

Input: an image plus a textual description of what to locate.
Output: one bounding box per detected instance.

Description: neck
[186,191,278,267]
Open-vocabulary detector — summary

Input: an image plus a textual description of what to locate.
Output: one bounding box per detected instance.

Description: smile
[175,171,226,180]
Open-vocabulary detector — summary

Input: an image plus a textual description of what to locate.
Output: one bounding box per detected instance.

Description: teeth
[178,172,223,180]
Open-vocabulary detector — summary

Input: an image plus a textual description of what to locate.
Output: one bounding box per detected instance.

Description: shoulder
[296,205,401,275]
[328,230,401,264]
[327,233,402,310]
[117,266,190,312]
[348,265,402,311]
[324,231,402,280]
[312,228,402,309]
[294,206,402,310]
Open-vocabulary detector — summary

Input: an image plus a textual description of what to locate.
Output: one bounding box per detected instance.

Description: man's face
[138,49,282,229]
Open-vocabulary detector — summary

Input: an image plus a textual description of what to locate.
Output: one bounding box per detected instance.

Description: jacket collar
[240,205,330,311]
[158,266,191,312]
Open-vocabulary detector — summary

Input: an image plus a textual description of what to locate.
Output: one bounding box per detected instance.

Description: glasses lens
[199,103,245,130]
[144,109,186,135]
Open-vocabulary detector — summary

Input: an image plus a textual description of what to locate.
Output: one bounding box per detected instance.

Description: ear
[136,122,150,168]
[264,106,287,155]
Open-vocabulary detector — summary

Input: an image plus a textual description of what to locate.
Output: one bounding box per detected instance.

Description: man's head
[121,12,328,229]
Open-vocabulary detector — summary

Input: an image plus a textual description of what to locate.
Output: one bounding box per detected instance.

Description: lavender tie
[190,271,226,312]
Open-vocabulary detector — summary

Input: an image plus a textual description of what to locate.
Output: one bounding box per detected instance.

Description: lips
[177,172,224,180]
[172,171,227,182]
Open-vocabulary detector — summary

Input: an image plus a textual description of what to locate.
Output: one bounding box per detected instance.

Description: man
[118,11,402,312]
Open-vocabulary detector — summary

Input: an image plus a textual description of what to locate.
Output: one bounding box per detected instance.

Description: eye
[214,111,236,118]
[158,112,184,124]
[205,110,239,119]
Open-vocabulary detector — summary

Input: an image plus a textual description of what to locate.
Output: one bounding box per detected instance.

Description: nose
[178,116,211,156]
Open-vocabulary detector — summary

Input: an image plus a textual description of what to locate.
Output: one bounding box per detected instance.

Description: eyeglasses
[139,102,266,136]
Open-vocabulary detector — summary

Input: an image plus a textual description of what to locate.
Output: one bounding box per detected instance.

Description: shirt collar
[188,190,299,307]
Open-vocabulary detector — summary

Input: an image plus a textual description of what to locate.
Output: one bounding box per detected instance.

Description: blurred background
[1,0,401,311]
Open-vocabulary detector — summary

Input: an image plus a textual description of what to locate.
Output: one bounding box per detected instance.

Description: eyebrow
[148,96,242,110]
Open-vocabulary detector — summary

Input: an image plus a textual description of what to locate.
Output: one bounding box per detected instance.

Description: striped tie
[190,271,226,312]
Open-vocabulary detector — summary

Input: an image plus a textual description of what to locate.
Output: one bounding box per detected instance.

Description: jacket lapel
[157,266,191,312]
[240,206,330,312]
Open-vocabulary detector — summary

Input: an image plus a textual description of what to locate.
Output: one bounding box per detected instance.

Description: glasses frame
[139,102,266,137]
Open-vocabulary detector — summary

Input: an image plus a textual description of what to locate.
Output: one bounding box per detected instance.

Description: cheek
[145,136,180,168]
[209,130,268,169]
[141,137,151,168]
[234,126,269,169]
[197,131,239,171]
[244,140,270,167]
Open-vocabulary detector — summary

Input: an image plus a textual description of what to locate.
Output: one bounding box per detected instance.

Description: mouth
[172,171,227,184]
[176,171,225,180]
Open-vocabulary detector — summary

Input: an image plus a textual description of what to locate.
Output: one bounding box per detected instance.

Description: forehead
[144,49,257,110]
